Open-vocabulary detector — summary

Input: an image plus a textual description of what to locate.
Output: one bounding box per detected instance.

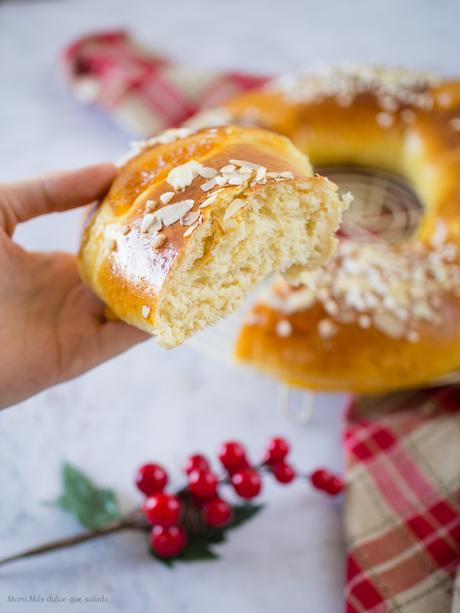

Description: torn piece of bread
[78,125,350,347]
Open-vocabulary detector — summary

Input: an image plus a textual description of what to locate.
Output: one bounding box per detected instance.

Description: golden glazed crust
[229,66,460,392]
[79,125,348,346]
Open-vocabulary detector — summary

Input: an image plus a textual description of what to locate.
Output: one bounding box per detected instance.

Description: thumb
[0,163,116,235]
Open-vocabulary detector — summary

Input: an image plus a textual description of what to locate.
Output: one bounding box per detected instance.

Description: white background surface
[1,1,459,612]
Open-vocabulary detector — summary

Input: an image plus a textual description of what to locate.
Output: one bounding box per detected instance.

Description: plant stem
[0,515,145,568]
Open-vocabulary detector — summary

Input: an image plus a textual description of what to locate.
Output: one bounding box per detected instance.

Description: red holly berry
[264,437,290,464]
[188,469,218,499]
[231,468,262,499]
[229,458,251,476]
[310,468,331,491]
[135,463,168,496]
[271,461,296,484]
[143,492,181,527]
[218,441,248,472]
[202,497,234,528]
[184,454,210,475]
[150,525,187,558]
[325,474,345,496]
[310,469,344,496]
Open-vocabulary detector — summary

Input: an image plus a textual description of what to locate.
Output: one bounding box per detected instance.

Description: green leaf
[176,536,219,562]
[56,463,121,530]
[149,548,175,568]
[198,528,227,545]
[226,503,264,531]
[56,494,71,511]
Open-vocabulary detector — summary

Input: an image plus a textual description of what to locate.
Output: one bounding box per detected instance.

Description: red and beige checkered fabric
[63,31,460,612]
[63,30,268,136]
[344,387,460,612]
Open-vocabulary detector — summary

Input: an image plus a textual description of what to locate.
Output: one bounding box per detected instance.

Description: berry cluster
[135,438,344,559]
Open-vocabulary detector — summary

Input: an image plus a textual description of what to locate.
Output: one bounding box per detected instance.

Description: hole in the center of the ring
[316,165,423,243]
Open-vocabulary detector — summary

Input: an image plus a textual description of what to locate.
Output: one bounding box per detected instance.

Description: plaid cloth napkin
[63,30,268,136]
[63,31,460,612]
[344,388,460,612]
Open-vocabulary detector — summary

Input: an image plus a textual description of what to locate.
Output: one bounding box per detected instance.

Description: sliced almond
[215,175,229,187]
[220,164,237,174]
[183,216,202,237]
[325,299,339,316]
[181,210,201,226]
[167,160,201,190]
[160,192,175,205]
[276,319,292,337]
[199,188,225,208]
[358,314,371,329]
[141,214,162,233]
[200,193,218,208]
[255,167,267,182]
[450,117,460,132]
[154,200,194,226]
[376,111,395,129]
[198,166,218,179]
[229,159,263,170]
[201,177,219,191]
[373,311,405,338]
[223,199,246,222]
[318,318,338,339]
[227,175,244,186]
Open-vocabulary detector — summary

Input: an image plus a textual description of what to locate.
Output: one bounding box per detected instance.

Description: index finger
[0,163,116,234]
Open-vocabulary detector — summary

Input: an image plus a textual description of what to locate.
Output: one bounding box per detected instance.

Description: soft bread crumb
[154,180,347,347]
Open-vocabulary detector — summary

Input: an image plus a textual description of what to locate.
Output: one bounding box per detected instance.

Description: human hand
[0,164,149,409]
